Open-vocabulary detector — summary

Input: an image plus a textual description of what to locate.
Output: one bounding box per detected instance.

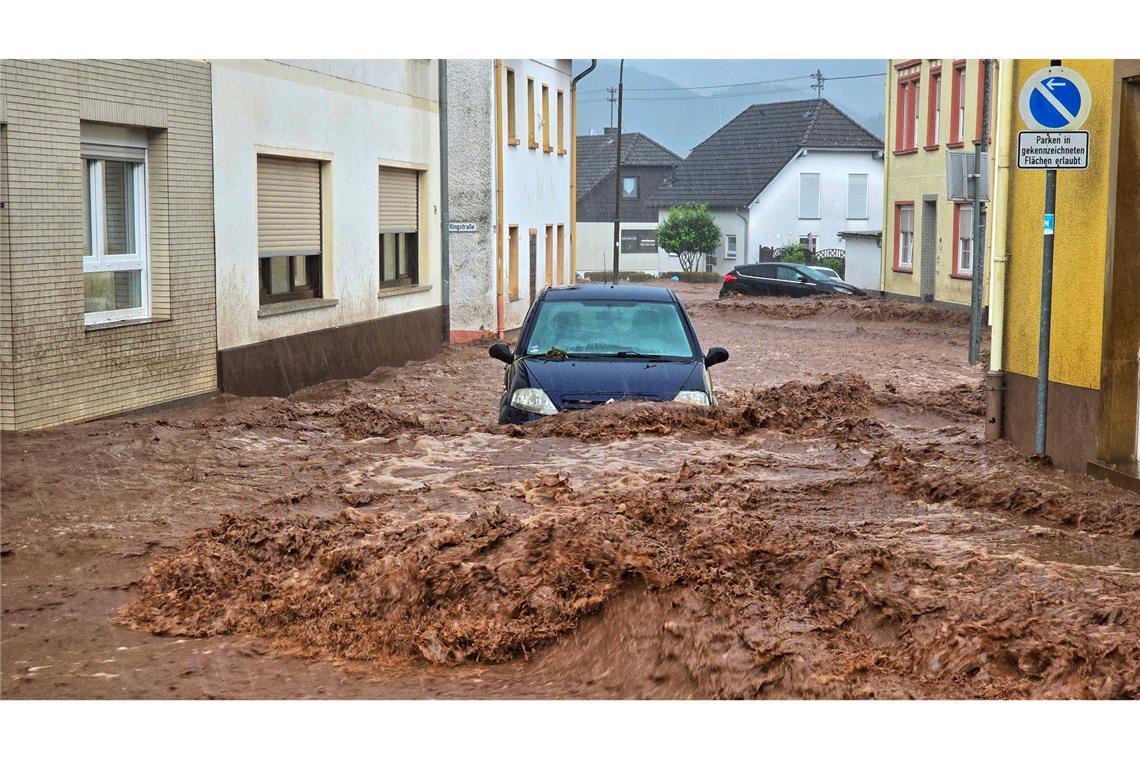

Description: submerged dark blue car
[489,284,729,424]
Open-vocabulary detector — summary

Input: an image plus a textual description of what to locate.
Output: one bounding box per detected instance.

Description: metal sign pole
[611,59,625,284]
[1035,168,1057,456]
[968,60,992,364]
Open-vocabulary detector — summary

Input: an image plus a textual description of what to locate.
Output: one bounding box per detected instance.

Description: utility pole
[812,69,824,99]
[968,59,993,365]
[607,86,616,128]
[612,60,625,283]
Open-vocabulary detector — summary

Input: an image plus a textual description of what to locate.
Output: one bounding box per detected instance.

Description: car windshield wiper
[574,351,683,360]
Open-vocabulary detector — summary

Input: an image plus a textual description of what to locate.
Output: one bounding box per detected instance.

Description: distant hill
[573,61,884,157]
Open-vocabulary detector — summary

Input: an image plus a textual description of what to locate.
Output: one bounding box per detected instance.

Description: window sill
[528,142,538,151]
[378,283,432,299]
[893,148,919,156]
[85,316,171,333]
[557,149,567,156]
[543,146,553,154]
[507,137,520,147]
[947,141,964,149]
[950,272,974,280]
[892,266,914,274]
[257,298,339,319]
[923,144,941,152]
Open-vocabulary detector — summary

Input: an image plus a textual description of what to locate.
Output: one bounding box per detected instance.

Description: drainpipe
[494,59,505,339]
[880,63,892,296]
[570,60,597,281]
[985,59,1015,440]
[734,207,749,265]
[438,59,450,344]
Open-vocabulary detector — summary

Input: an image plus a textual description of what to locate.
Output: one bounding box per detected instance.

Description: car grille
[559,393,663,410]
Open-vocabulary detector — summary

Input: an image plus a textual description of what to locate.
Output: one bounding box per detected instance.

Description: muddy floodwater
[3,282,1138,699]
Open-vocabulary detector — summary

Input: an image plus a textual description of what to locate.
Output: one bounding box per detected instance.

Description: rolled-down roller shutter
[378,166,419,233]
[257,155,322,256]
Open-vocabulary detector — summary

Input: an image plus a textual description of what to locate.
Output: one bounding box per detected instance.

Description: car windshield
[525,299,695,359]
[799,267,832,282]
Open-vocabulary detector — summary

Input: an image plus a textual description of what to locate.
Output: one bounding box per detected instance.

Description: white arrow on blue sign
[1019,66,1092,131]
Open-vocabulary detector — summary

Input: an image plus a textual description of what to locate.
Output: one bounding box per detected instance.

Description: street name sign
[447,222,478,233]
[1018,131,1089,169]
[1019,66,1091,131]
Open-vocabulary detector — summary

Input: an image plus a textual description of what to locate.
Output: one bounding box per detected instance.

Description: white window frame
[957,205,974,276]
[621,176,639,199]
[847,173,868,220]
[898,206,914,269]
[724,234,737,260]
[799,173,821,219]
[82,148,150,325]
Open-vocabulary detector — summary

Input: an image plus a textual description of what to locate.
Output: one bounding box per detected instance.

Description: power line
[823,72,887,81]
[579,70,884,95]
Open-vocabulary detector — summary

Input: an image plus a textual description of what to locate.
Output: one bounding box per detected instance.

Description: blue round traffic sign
[1019,66,1091,131]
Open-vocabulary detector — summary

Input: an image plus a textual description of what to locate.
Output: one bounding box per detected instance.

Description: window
[894,68,921,152]
[527,77,536,149]
[82,138,150,324]
[847,173,868,219]
[974,63,987,143]
[541,83,551,152]
[776,264,802,282]
[621,176,639,199]
[798,234,817,253]
[954,204,974,277]
[508,225,520,299]
[949,61,967,146]
[556,90,565,154]
[724,234,737,260]
[895,203,914,271]
[545,224,554,286]
[556,224,565,284]
[258,155,323,305]
[926,67,942,148]
[378,165,421,290]
[506,68,518,146]
[799,173,820,219]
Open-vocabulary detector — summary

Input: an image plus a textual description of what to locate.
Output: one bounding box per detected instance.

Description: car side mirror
[489,342,513,364]
[796,274,807,283]
[704,347,729,367]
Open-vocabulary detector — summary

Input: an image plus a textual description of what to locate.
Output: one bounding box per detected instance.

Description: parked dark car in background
[719,262,866,299]
[488,285,729,424]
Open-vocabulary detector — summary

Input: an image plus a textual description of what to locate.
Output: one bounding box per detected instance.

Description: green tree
[656,203,722,272]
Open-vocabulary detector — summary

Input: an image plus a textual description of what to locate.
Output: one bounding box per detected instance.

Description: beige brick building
[0,60,217,430]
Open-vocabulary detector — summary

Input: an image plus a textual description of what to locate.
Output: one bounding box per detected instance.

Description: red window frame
[894,61,921,155]
[952,202,974,279]
[974,62,988,145]
[948,60,967,147]
[893,202,915,273]
[925,66,942,150]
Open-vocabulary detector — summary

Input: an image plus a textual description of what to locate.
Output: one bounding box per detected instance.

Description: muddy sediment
[695,294,972,326]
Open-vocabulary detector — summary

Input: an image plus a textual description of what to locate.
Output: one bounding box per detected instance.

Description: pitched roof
[647,98,882,208]
[575,131,683,198]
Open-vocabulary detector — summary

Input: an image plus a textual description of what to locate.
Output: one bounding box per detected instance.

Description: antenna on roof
[811,69,824,99]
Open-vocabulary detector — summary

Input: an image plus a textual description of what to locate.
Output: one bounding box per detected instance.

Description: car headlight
[510,388,558,415]
[674,390,710,406]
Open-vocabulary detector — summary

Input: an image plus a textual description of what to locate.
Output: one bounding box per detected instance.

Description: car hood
[521,357,703,406]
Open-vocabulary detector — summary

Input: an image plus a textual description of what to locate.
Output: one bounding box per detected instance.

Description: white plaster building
[210,59,444,396]
[446,59,574,340]
[650,99,884,276]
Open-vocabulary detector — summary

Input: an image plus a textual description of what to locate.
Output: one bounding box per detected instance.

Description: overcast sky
[572,59,887,156]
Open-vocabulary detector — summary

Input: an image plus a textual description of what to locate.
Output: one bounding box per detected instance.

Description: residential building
[447,59,573,341]
[211,60,444,396]
[574,128,682,274]
[881,59,999,309]
[991,59,1139,490]
[649,98,883,276]
[1,59,217,430]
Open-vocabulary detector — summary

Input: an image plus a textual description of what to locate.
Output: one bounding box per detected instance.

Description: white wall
[575,222,659,275]
[841,236,883,291]
[500,59,573,330]
[212,59,440,351]
[747,149,883,259]
[655,208,748,276]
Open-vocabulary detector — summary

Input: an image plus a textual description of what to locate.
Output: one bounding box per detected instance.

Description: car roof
[542,284,677,303]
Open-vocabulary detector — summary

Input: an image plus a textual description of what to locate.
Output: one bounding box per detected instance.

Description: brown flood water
[3,282,1138,699]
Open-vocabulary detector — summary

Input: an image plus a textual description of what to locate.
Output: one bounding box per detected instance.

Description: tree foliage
[655,204,722,272]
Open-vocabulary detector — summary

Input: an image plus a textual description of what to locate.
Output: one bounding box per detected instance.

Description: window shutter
[257,155,322,256]
[378,166,419,232]
[848,174,868,218]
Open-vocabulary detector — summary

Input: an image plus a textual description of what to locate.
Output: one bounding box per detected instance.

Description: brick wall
[0,60,217,430]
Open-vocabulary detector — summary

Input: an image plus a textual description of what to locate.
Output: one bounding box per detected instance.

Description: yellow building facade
[994,59,1139,486]
[881,59,998,308]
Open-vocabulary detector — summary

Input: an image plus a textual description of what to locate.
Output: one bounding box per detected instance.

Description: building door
[528,229,537,303]
[920,198,937,301]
